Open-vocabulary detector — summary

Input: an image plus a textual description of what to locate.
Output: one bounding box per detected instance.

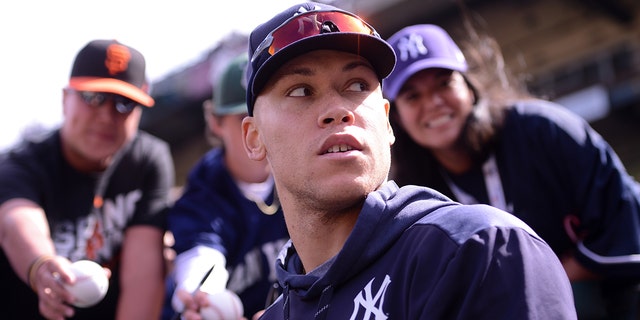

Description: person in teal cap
[165,53,288,320]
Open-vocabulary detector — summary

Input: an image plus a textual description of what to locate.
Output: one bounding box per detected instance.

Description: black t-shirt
[0,129,174,319]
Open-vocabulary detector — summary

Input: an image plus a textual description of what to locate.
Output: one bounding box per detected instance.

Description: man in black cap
[0,39,174,320]
[241,2,577,319]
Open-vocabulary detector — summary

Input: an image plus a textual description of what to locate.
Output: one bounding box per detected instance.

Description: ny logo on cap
[396,33,428,62]
[294,4,323,16]
[105,44,131,76]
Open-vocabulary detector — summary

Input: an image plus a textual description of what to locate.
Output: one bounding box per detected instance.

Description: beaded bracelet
[27,255,55,292]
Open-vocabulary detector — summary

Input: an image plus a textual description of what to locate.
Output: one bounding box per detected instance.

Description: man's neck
[283,199,360,274]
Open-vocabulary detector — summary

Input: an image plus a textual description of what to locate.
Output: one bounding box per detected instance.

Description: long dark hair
[389,9,532,192]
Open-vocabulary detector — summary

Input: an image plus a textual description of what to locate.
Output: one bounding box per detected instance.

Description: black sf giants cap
[245,1,396,115]
[68,39,154,107]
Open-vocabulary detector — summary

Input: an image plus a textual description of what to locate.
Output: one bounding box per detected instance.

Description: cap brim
[383,59,467,101]
[252,33,396,99]
[68,77,155,107]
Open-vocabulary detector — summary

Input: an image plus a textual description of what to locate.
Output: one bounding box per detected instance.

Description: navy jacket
[260,182,576,320]
[168,148,288,317]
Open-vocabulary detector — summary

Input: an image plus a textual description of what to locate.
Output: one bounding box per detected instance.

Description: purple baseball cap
[245,1,396,115]
[382,24,468,101]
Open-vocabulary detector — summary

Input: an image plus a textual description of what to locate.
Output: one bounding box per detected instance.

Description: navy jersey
[260,182,576,320]
[435,100,640,277]
[390,99,640,318]
[168,148,289,318]
[0,129,174,320]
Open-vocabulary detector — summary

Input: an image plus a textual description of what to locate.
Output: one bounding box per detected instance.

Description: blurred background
[143,0,640,186]
[5,0,640,187]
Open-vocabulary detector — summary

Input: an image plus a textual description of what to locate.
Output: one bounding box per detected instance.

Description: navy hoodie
[260,182,577,320]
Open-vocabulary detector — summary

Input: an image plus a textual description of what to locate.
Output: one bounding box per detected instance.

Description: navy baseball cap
[383,24,468,101]
[68,39,154,107]
[212,53,249,116]
[246,1,396,115]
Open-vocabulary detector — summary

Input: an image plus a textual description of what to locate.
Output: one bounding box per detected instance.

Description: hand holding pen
[171,264,215,320]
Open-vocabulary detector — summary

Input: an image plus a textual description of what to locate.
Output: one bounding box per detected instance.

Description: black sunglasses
[71,90,139,114]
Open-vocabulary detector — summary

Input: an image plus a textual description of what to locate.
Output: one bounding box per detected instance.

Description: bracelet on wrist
[27,255,55,292]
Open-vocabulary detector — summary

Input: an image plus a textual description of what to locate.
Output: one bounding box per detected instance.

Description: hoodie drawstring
[283,285,290,320]
[314,285,334,320]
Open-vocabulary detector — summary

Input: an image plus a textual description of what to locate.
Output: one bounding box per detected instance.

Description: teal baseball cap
[213,53,249,115]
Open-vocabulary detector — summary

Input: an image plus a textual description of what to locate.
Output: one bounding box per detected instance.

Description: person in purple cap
[384,23,640,319]
[236,2,576,319]
[0,39,174,319]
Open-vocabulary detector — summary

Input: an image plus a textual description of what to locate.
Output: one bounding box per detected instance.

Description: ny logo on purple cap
[396,33,428,62]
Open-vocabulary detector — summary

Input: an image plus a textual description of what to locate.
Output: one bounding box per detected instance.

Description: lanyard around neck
[93,146,127,209]
[442,154,511,212]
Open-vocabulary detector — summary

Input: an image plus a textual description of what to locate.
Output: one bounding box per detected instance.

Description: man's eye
[288,86,312,97]
[347,81,367,92]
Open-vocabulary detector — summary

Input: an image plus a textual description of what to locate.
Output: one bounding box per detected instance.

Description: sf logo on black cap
[105,44,131,76]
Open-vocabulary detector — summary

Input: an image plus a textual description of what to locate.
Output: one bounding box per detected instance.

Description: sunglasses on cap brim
[251,10,378,63]
[69,90,139,114]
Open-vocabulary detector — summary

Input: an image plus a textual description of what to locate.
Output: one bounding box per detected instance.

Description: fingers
[178,289,212,309]
[176,288,197,309]
[181,308,204,320]
[38,283,74,320]
[192,290,211,307]
[252,310,265,320]
[176,289,210,320]
[38,257,75,300]
[103,267,112,279]
[32,257,76,319]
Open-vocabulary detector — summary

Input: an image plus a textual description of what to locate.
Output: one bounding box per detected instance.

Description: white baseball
[63,260,109,308]
[200,289,244,320]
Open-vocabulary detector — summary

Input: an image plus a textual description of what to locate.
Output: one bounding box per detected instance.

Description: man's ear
[62,88,70,116]
[242,117,267,161]
[384,99,396,146]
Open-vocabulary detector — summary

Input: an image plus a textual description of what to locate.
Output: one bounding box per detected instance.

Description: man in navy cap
[0,39,174,320]
[240,2,577,319]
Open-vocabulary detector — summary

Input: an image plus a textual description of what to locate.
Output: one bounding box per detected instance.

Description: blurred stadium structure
[141,0,640,186]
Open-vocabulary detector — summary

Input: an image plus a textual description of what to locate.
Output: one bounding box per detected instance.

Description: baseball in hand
[200,289,244,320]
[63,260,109,308]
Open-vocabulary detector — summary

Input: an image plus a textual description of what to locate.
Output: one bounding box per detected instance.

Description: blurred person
[165,53,288,320]
[383,23,640,319]
[239,2,577,319]
[0,39,174,319]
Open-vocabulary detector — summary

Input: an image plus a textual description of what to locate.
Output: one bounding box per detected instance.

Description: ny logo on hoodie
[350,275,391,320]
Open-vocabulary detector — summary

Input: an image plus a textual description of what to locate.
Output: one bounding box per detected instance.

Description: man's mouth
[326,144,354,154]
